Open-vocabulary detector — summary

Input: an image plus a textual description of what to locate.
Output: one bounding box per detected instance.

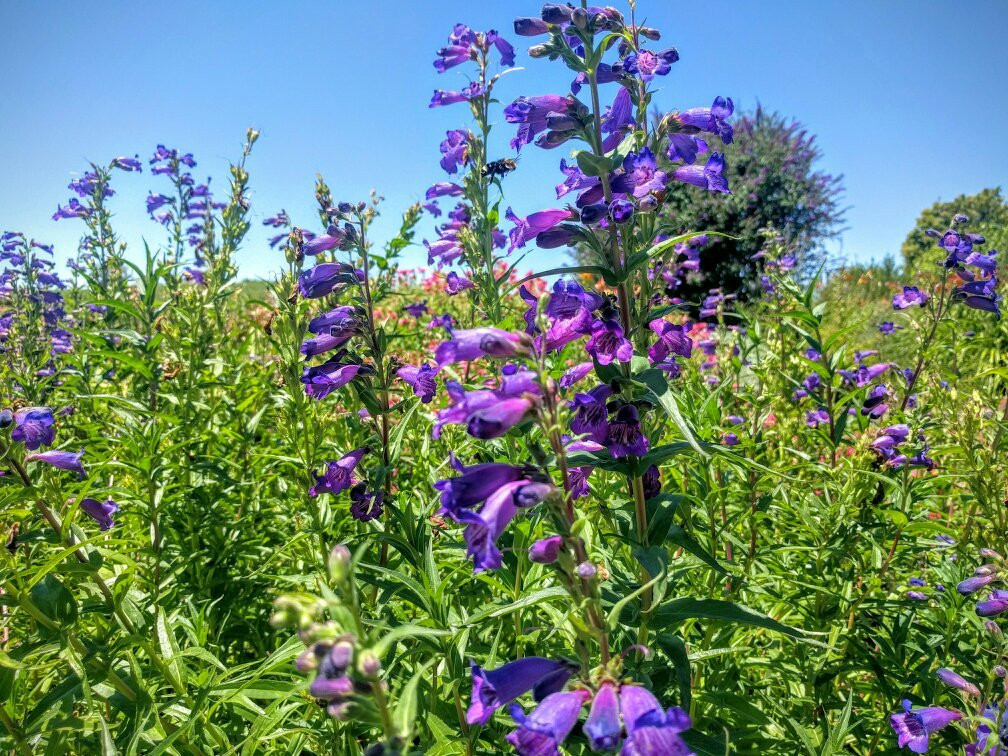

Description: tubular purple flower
[607,404,649,458]
[507,690,591,756]
[672,152,730,194]
[301,359,369,400]
[435,328,529,366]
[308,306,357,334]
[611,148,668,198]
[890,699,961,753]
[976,590,1008,617]
[892,286,929,310]
[648,319,693,363]
[445,270,475,294]
[609,199,635,224]
[425,182,464,199]
[936,668,980,697]
[506,207,573,251]
[467,656,577,726]
[486,30,516,66]
[349,484,383,522]
[504,94,582,151]
[435,461,531,519]
[300,329,355,358]
[623,48,680,81]
[79,498,118,531]
[298,263,361,299]
[11,407,55,450]
[529,535,564,564]
[301,226,347,256]
[25,449,85,478]
[514,16,549,35]
[619,684,694,755]
[584,682,622,750]
[586,319,633,365]
[458,480,553,572]
[467,396,536,439]
[560,361,594,389]
[674,97,735,144]
[570,385,612,444]
[397,363,439,403]
[309,448,368,497]
[439,129,470,174]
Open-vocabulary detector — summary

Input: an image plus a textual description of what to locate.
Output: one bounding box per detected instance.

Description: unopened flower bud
[329,544,351,582]
[528,43,551,58]
[357,650,381,677]
[986,620,1003,636]
[637,195,659,212]
[529,536,564,564]
[996,665,1007,677]
[327,701,351,720]
[571,7,589,29]
[295,647,321,673]
[936,667,981,696]
[0,409,11,428]
[330,640,354,671]
[981,548,1003,561]
[337,201,354,214]
[638,26,661,40]
[577,561,597,579]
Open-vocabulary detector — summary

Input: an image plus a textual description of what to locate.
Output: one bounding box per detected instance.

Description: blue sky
[1,0,1006,281]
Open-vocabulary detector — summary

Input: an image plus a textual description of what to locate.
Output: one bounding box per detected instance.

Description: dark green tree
[901,187,1008,271]
[660,106,845,301]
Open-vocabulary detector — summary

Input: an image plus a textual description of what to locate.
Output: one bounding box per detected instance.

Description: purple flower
[560,361,594,389]
[674,96,735,144]
[586,320,633,365]
[397,363,438,403]
[298,263,360,299]
[455,479,553,572]
[506,689,590,755]
[405,301,428,318]
[439,130,470,174]
[506,207,572,251]
[570,385,612,444]
[434,42,474,73]
[79,497,117,530]
[806,408,830,428]
[308,306,357,335]
[606,404,649,458]
[977,590,1008,617]
[435,328,529,366]
[302,225,349,256]
[672,152,730,194]
[504,94,582,152]
[486,30,516,67]
[425,182,464,200]
[513,17,549,36]
[529,535,564,564]
[466,396,535,439]
[584,682,622,750]
[11,407,55,450]
[436,460,530,518]
[893,286,930,310]
[428,312,455,333]
[300,329,355,358]
[611,148,668,198]
[445,271,475,295]
[309,448,368,497]
[619,684,694,755]
[429,83,484,108]
[936,668,980,697]
[957,574,995,595]
[623,48,680,81]
[111,156,142,171]
[25,449,85,478]
[642,464,662,500]
[648,319,692,363]
[609,199,635,224]
[301,358,369,400]
[722,432,740,446]
[349,484,383,522]
[890,699,960,753]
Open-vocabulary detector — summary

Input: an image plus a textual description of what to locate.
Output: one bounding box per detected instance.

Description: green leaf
[637,369,706,456]
[651,598,809,643]
[575,149,615,178]
[465,587,567,625]
[394,658,435,741]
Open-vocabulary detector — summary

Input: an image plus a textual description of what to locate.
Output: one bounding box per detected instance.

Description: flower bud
[638,26,661,40]
[0,409,11,428]
[529,536,564,564]
[996,665,1007,677]
[329,544,352,582]
[329,640,354,671]
[357,649,381,677]
[577,561,597,579]
[980,548,1003,561]
[986,620,1003,636]
[571,8,589,29]
[936,667,980,697]
[327,701,352,719]
[528,43,551,58]
[637,195,659,212]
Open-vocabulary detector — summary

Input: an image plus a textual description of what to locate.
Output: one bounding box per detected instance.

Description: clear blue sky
[2,0,1006,280]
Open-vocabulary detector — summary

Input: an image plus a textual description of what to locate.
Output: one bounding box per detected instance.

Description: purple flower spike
[25,449,85,478]
[79,498,118,531]
[397,363,439,403]
[507,690,591,755]
[890,699,960,753]
[467,656,577,725]
[584,682,622,751]
[309,448,368,497]
[11,407,56,450]
[529,535,564,564]
[586,320,633,365]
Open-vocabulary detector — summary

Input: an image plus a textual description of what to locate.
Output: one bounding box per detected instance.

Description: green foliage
[901,187,1008,271]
